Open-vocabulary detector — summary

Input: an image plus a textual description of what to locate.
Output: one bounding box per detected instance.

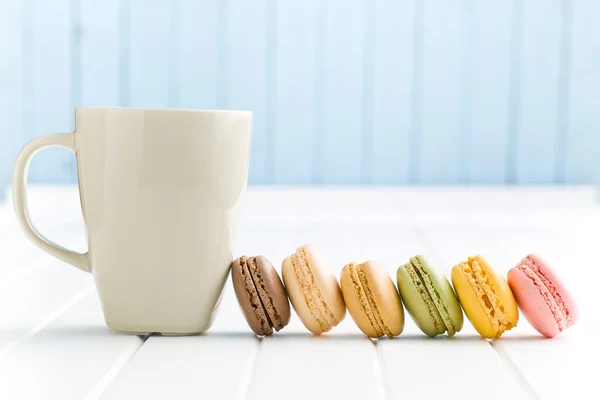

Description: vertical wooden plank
[265,0,277,185]
[514,0,562,183]
[322,0,365,184]
[68,0,81,184]
[80,0,120,107]
[566,0,600,183]
[467,1,513,183]
[227,0,268,184]
[27,0,75,183]
[0,0,22,197]
[129,0,171,107]
[273,1,316,184]
[370,0,414,184]
[312,1,326,184]
[418,0,468,183]
[119,0,130,106]
[179,0,218,109]
[360,0,375,184]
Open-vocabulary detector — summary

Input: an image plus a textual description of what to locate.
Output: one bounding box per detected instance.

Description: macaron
[396,255,463,337]
[281,244,346,335]
[508,254,578,338]
[231,255,291,336]
[340,261,404,338]
[451,255,518,338]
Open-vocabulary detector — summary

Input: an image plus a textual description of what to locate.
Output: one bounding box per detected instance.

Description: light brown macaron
[340,261,405,338]
[231,255,291,336]
[281,244,346,335]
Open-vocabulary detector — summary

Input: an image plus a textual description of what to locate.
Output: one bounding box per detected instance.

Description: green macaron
[396,255,463,337]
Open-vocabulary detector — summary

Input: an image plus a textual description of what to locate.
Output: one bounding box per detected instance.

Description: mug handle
[12,132,90,273]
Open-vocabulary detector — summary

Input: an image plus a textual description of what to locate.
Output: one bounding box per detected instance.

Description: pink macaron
[507,254,578,338]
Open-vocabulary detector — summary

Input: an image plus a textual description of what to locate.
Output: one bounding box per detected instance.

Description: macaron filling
[347,263,389,337]
[517,256,572,329]
[459,258,513,336]
[404,261,445,334]
[407,257,456,335]
[239,256,272,334]
[290,248,338,332]
[247,257,285,331]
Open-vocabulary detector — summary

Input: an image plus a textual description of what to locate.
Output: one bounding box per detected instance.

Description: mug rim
[75,107,252,116]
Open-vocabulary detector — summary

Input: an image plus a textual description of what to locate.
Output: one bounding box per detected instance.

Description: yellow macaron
[451,255,518,338]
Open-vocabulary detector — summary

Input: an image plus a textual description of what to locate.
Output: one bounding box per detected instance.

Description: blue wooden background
[1,0,599,194]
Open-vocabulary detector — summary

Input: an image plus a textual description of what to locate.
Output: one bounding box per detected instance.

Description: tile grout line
[83,333,151,400]
[0,284,95,358]
[231,337,262,400]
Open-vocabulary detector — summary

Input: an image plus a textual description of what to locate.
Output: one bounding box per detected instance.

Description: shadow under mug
[12,107,253,335]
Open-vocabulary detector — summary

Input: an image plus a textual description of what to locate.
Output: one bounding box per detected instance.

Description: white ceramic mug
[12,108,253,335]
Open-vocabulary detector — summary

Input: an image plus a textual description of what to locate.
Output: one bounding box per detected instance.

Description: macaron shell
[282,256,323,334]
[396,265,442,337]
[451,256,518,339]
[253,256,291,331]
[362,261,404,337]
[451,266,497,338]
[415,255,464,335]
[341,263,383,338]
[508,267,560,338]
[231,257,272,336]
[303,245,346,324]
[529,254,579,324]
[282,245,346,335]
[475,255,519,328]
[341,261,404,338]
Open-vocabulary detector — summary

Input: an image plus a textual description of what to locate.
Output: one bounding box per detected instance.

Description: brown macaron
[231,255,291,336]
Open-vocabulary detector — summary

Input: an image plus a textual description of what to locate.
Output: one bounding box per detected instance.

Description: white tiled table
[0,186,597,400]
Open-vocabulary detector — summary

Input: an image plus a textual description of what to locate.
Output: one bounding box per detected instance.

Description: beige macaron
[340,261,405,338]
[281,244,346,335]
